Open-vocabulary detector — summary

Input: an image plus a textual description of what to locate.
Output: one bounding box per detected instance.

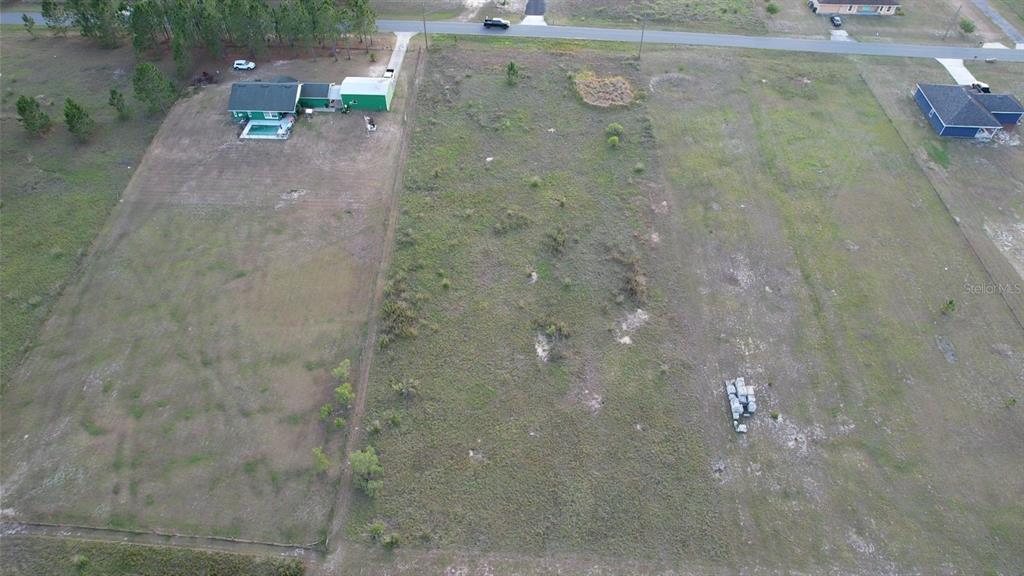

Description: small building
[228,82,301,122]
[339,77,395,111]
[298,82,335,110]
[809,0,901,15]
[914,83,1024,139]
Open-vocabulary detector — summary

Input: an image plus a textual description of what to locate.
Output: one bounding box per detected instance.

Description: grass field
[545,0,1007,44]
[343,39,1024,574]
[347,38,732,562]
[991,0,1024,24]
[547,0,765,33]
[0,31,164,386]
[1,536,304,576]
[1,47,411,543]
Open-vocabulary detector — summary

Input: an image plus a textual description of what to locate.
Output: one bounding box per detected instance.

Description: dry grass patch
[573,70,635,107]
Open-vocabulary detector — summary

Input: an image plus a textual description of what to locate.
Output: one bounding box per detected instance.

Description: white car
[232,60,256,71]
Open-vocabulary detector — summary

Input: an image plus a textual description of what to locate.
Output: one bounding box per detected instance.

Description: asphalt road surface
[4,12,1024,62]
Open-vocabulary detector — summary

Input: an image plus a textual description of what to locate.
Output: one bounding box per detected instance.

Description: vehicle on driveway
[483,18,510,29]
[830,16,843,28]
[233,60,256,71]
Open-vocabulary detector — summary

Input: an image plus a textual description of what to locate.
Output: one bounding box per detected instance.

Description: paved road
[5,12,1024,62]
[970,0,1024,44]
[384,20,1024,61]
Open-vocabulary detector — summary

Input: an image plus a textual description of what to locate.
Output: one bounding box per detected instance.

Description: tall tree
[311,0,341,48]
[41,0,73,36]
[66,0,123,48]
[128,0,164,55]
[171,36,192,79]
[132,62,177,113]
[16,96,52,137]
[346,0,376,48]
[64,98,96,140]
[197,0,227,58]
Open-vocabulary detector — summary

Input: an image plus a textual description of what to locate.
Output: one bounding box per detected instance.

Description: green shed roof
[300,83,332,99]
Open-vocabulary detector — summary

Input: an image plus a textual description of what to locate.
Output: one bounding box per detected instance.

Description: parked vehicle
[830,15,843,28]
[233,60,256,71]
[483,18,510,29]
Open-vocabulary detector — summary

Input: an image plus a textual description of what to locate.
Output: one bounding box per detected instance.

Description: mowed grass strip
[0,31,163,384]
[349,41,730,560]
[0,536,304,576]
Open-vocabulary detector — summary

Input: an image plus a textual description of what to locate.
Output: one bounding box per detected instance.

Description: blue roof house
[914,83,1024,139]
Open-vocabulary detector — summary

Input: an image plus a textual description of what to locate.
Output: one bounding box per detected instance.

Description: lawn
[1,536,304,576]
[345,39,1024,574]
[0,30,163,386]
[1,50,412,544]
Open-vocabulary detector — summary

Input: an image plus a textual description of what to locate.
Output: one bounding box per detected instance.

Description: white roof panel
[339,76,391,96]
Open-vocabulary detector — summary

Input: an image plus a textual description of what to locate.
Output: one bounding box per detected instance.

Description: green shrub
[320,403,333,421]
[16,95,51,136]
[109,88,131,119]
[766,3,780,15]
[335,382,355,407]
[350,447,383,497]
[381,532,401,549]
[546,225,568,255]
[607,135,620,148]
[312,446,330,473]
[941,299,956,315]
[391,377,419,398]
[368,520,386,541]
[959,18,976,34]
[333,416,346,429]
[506,61,520,86]
[332,359,351,381]
[605,122,624,137]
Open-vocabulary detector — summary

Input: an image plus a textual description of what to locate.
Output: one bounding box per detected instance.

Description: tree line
[40,0,378,71]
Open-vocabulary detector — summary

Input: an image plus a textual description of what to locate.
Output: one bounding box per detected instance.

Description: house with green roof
[228,82,301,122]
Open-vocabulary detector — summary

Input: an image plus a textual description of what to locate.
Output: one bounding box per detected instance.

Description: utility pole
[638,17,646,61]
[422,0,429,50]
[943,4,962,40]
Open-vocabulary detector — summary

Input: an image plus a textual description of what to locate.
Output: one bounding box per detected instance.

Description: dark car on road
[483,17,510,29]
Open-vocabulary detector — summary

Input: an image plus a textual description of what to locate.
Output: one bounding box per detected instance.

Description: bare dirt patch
[573,70,635,107]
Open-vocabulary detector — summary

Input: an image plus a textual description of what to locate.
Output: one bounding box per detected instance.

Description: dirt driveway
[1,54,409,544]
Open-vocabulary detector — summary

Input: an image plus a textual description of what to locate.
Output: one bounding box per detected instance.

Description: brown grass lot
[545,0,1011,44]
[339,39,1024,575]
[2,24,1023,576]
[1,51,410,544]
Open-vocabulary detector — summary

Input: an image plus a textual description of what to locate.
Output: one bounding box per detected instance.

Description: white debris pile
[726,377,757,433]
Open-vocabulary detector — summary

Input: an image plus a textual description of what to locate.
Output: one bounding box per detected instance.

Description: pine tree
[64,98,96,140]
[41,0,72,36]
[171,36,192,79]
[132,63,177,113]
[16,96,52,136]
[108,88,131,119]
[22,13,36,37]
